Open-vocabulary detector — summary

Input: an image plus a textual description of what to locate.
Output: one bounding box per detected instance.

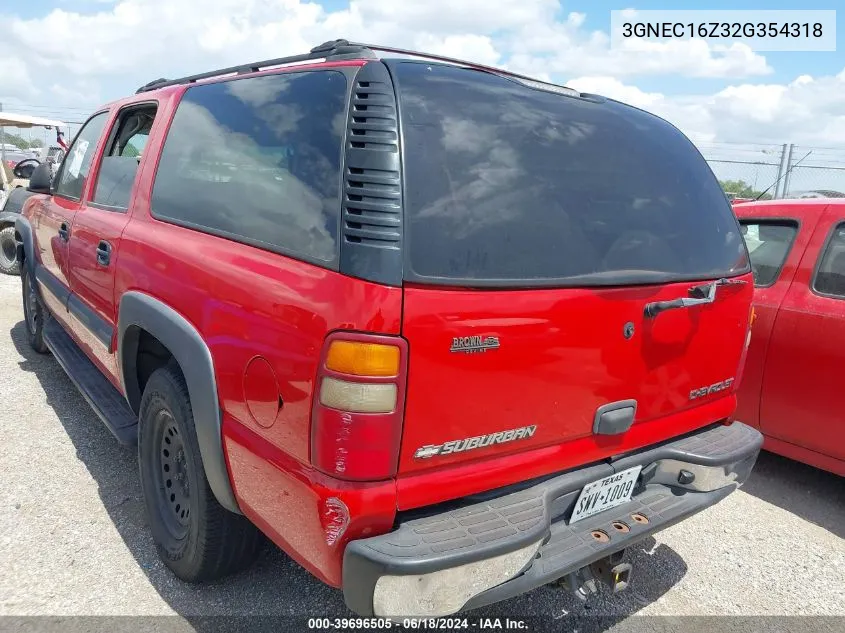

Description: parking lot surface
[0,273,843,631]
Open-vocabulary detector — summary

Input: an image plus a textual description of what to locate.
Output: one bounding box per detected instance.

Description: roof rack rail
[135,39,374,93]
[344,41,579,97]
[135,38,578,97]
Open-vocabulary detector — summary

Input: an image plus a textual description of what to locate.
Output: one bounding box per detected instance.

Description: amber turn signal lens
[325,340,401,377]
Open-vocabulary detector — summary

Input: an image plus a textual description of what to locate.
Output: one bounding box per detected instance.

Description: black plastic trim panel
[116,291,240,514]
[13,216,36,278]
[35,265,69,307]
[43,318,138,445]
[2,185,37,218]
[610,420,763,470]
[593,399,637,435]
[68,294,114,351]
[0,211,23,225]
[343,422,762,616]
[463,484,733,611]
[338,61,403,287]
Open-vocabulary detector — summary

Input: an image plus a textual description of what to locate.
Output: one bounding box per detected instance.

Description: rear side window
[151,70,347,263]
[54,112,109,201]
[814,223,845,298]
[394,62,748,286]
[739,221,798,287]
[93,105,157,211]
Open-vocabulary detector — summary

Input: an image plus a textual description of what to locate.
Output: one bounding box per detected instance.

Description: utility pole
[782,144,796,198]
[773,144,787,199]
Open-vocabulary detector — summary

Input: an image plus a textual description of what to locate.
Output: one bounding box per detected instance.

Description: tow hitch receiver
[559,551,632,600]
[590,555,632,594]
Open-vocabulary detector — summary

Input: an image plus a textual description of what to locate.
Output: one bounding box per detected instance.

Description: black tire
[21,266,48,353]
[0,225,20,275]
[138,362,264,581]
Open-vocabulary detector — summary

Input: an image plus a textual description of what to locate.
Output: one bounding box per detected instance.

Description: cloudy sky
[2,0,844,191]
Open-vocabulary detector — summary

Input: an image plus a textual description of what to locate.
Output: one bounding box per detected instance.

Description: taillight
[310,332,408,481]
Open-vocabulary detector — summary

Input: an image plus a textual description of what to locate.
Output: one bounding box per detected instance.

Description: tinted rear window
[151,70,347,263]
[814,223,845,298]
[739,221,798,286]
[394,62,749,285]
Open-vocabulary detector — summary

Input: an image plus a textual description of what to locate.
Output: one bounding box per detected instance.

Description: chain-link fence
[701,142,845,200]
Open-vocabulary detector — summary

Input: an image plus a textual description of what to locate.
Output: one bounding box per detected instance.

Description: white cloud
[569,70,845,148]
[0,1,772,107]
[504,19,772,80]
[0,56,40,100]
[0,0,839,150]
[567,76,663,109]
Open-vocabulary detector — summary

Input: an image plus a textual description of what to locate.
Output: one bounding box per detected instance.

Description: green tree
[28,139,43,148]
[719,179,772,200]
[122,142,140,158]
[0,130,29,150]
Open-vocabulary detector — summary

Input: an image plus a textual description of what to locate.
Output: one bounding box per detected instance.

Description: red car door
[31,112,109,320]
[66,104,159,386]
[734,206,816,429]
[759,206,845,468]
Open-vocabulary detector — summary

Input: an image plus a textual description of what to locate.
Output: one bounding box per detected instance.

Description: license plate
[569,466,642,524]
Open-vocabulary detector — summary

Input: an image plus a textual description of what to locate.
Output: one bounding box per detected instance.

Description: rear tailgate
[388,60,752,485]
[399,279,753,475]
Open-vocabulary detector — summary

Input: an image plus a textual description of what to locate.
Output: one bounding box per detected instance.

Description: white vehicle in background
[43,144,66,176]
[0,113,68,275]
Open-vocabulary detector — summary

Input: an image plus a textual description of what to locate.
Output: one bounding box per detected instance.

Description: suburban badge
[414,424,537,459]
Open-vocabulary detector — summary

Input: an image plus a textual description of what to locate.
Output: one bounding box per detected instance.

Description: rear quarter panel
[113,75,403,585]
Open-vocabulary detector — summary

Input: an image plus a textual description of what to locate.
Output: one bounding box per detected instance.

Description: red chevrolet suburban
[14,40,762,617]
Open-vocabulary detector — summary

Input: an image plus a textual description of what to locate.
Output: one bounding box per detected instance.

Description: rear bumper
[343,421,762,617]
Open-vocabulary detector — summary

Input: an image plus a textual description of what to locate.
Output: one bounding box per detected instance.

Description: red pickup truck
[734,199,845,476]
[14,39,762,617]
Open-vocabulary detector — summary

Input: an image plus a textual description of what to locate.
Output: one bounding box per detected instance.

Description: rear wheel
[0,226,20,275]
[21,267,48,353]
[138,363,264,581]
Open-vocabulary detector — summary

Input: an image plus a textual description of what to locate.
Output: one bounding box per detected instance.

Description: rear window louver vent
[343,76,401,249]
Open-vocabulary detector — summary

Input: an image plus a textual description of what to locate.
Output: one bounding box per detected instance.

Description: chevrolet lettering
[689,378,735,400]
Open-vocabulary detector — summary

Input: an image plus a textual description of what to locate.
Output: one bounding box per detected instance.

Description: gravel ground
[0,271,843,632]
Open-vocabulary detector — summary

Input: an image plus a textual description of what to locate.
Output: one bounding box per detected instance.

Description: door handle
[58,222,69,242]
[96,241,112,266]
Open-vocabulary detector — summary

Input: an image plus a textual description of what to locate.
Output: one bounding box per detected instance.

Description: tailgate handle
[594,400,637,436]
[643,278,746,319]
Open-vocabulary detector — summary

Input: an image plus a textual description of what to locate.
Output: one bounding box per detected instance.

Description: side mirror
[13,158,41,180]
[27,163,53,194]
